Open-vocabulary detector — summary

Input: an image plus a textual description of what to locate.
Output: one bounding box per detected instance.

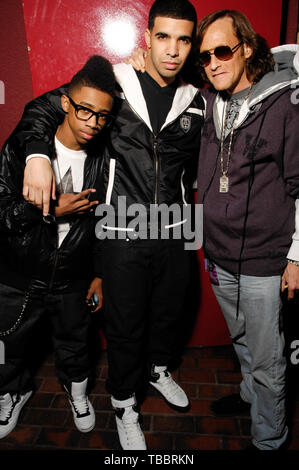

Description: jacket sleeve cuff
[23,202,44,223]
[26,154,51,164]
[25,140,52,159]
[93,239,103,278]
[23,204,56,225]
[287,199,299,262]
[287,240,299,262]
[93,258,102,278]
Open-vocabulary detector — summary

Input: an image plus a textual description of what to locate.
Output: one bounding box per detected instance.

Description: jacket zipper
[152,92,201,206]
[48,153,94,291]
[153,138,158,205]
[48,216,82,290]
[49,244,59,290]
[123,89,200,206]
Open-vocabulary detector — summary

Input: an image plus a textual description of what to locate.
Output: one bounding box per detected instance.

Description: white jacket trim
[105,158,116,205]
[113,63,199,133]
[287,199,299,261]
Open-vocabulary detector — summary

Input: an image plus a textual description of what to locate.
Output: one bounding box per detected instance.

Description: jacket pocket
[0,284,31,337]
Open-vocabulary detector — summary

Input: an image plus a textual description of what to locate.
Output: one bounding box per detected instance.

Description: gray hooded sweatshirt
[198,45,299,276]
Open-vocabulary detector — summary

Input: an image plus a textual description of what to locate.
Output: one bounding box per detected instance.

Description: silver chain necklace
[219,86,252,193]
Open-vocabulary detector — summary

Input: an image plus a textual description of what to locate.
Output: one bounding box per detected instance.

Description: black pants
[102,238,190,400]
[0,282,91,394]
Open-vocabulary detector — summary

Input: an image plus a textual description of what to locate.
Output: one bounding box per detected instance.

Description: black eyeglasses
[68,96,114,128]
[198,41,243,67]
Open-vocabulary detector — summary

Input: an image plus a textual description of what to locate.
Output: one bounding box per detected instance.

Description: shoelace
[72,395,89,416]
[157,373,182,400]
[0,395,15,421]
[122,414,143,444]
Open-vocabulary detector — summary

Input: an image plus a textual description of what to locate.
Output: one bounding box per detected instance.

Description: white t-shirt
[52,136,87,247]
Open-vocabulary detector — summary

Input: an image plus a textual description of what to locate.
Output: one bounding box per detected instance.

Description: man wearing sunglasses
[0,56,115,439]
[196,10,299,450]
[120,7,299,448]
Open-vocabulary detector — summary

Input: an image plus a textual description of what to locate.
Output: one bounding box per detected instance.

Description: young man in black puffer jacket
[0,56,115,439]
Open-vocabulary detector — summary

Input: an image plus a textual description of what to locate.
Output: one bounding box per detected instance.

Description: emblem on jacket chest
[180,115,191,133]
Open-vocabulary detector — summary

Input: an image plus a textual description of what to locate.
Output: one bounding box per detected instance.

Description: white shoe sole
[75,422,95,433]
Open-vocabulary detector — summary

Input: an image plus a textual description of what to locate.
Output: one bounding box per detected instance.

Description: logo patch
[180,115,191,133]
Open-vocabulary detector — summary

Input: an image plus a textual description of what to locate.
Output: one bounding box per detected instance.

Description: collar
[113,63,198,132]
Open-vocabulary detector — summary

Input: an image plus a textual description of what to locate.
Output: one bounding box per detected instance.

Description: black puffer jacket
[0,92,104,291]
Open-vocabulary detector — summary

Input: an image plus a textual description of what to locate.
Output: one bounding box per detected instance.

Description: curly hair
[196,10,275,85]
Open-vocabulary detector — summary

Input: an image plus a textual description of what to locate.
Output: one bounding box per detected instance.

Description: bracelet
[287,259,299,267]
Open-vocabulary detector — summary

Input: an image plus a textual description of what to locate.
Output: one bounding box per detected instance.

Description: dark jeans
[0,282,91,394]
[102,238,190,400]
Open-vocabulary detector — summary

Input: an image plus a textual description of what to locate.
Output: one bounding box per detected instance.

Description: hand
[23,157,56,216]
[281,262,299,300]
[54,189,98,217]
[86,277,103,312]
[125,48,147,72]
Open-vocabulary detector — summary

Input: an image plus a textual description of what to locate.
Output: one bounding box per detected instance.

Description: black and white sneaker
[65,379,95,433]
[111,395,147,450]
[0,391,32,439]
[149,365,190,411]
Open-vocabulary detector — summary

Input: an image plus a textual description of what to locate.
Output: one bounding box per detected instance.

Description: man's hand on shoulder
[23,157,56,216]
[125,48,147,72]
[54,189,98,218]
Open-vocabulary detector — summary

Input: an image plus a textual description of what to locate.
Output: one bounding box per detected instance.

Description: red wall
[284,0,298,43]
[0,0,33,149]
[22,0,283,97]
[0,0,284,346]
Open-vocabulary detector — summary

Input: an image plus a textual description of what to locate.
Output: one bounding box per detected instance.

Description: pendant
[219,175,229,193]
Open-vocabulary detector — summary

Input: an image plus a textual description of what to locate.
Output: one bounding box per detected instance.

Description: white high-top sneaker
[0,391,32,439]
[149,365,190,411]
[111,395,147,450]
[65,379,95,433]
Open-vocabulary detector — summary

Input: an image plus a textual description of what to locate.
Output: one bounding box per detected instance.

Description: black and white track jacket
[101,64,205,224]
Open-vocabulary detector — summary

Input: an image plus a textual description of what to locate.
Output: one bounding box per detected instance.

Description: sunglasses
[198,41,243,67]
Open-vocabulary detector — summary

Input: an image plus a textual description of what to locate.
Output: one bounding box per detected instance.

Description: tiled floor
[1,337,299,451]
